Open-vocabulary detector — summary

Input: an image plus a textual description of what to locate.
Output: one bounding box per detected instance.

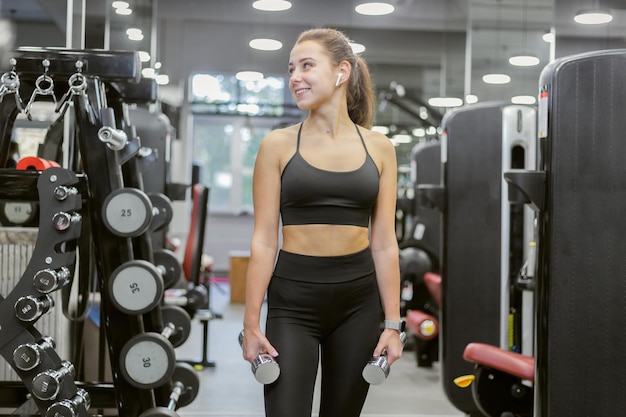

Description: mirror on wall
[467,0,554,105]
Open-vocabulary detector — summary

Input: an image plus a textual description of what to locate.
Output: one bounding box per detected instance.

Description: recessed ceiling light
[236,71,264,81]
[372,125,390,135]
[465,94,478,104]
[412,128,426,137]
[349,42,366,54]
[509,55,540,66]
[427,97,463,107]
[138,51,150,62]
[126,28,143,41]
[142,68,155,78]
[252,0,292,12]
[355,2,394,16]
[156,74,169,85]
[483,73,511,84]
[116,7,132,15]
[542,32,554,43]
[511,95,536,104]
[112,1,129,9]
[249,38,283,51]
[574,10,612,24]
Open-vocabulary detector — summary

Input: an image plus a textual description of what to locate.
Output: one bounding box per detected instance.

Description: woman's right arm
[242,133,282,360]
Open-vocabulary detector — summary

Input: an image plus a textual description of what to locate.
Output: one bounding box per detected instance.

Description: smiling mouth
[294,88,309,97]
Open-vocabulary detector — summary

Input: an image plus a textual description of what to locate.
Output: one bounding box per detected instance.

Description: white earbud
[335,73,343,87]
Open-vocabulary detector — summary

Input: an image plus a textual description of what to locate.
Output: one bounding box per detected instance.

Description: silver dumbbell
[45,388,90,417]
[362,332,407,385]
[33,267,71,294]
[15,294,55,322]
[238,331,280,384]
[13,337,56,372]
[31,360,75,401]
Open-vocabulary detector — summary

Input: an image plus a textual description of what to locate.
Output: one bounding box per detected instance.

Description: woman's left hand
[373,329,404,365]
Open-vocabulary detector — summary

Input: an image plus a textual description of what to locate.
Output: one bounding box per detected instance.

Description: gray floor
[173,281,464,417]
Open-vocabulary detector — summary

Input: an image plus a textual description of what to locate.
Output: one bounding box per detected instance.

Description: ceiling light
[138,51,150,62]
[252,0,292,11]
[236,71,264,81]
[542,32,554,43]
[355,2,395,16]
[116,7,132,15]
[465,94,478,104]
[126,28,143,41]
[390,134,412,144]
[156,74,170,85]
[372,125,390,135]
[142,68,155,78]
[249,38,283,51]
[511,95,536,104]
[428,97,463,107]
[574,9,612,24]
[112,1,129,9]
[350,42,366,54]
[509,55,540,66]
[483,73,511,84]
[412,128,426,137]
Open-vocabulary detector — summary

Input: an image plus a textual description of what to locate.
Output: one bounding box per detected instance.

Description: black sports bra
[280,123,380,227]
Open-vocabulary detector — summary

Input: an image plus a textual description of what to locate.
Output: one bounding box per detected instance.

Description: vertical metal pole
[464,0,473,100]
[104,0,111,50]
[80,0,86,49]
[66,0,74,48]
[150,0,158,68]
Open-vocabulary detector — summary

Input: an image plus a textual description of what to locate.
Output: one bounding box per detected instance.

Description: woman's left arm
[368,131,404,365]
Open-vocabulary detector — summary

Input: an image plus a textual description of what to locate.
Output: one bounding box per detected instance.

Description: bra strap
[354,123,370,156]
[296,122,303,151]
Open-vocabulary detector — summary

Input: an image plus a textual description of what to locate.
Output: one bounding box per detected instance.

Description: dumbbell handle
[161,322,176,340]
[167,381,185,410]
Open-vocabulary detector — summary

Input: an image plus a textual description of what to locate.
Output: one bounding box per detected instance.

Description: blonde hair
[295,28,376,128]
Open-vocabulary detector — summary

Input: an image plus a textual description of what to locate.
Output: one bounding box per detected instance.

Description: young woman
[242,27,403,417]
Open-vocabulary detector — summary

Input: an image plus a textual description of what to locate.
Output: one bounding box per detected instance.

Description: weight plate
[109,260,164,315]
[161,305,192,348]
[153,249,182,289]
[148,193,173,231]
[0,201,37,226]
[102,188,153,237]
[119,334,175,389]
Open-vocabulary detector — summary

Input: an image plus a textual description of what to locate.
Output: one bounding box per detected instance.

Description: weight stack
[436,102,536,415]
[534,49,626,417]
[0,228,70,381]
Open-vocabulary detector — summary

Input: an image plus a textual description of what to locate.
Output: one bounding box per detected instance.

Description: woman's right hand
[241,328,279,362]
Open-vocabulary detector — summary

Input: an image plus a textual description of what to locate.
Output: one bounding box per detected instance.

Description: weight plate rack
[0,48,201,417]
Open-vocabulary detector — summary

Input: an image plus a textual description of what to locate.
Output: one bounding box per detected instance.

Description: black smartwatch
[383,320,406,332]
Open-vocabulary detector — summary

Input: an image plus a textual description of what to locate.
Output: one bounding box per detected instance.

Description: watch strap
[384,320,405,332]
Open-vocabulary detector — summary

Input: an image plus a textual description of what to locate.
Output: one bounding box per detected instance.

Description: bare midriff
[282,224,370,256]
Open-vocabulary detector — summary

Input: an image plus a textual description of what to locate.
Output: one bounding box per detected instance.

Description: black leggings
[264,248,382,417]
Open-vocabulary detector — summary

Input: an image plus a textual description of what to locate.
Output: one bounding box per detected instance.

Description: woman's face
[288,40,337,110]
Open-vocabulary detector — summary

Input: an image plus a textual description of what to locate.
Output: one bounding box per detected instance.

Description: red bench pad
[406,309,439,340]
[423,272,441,307]
[463,342,535,382]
